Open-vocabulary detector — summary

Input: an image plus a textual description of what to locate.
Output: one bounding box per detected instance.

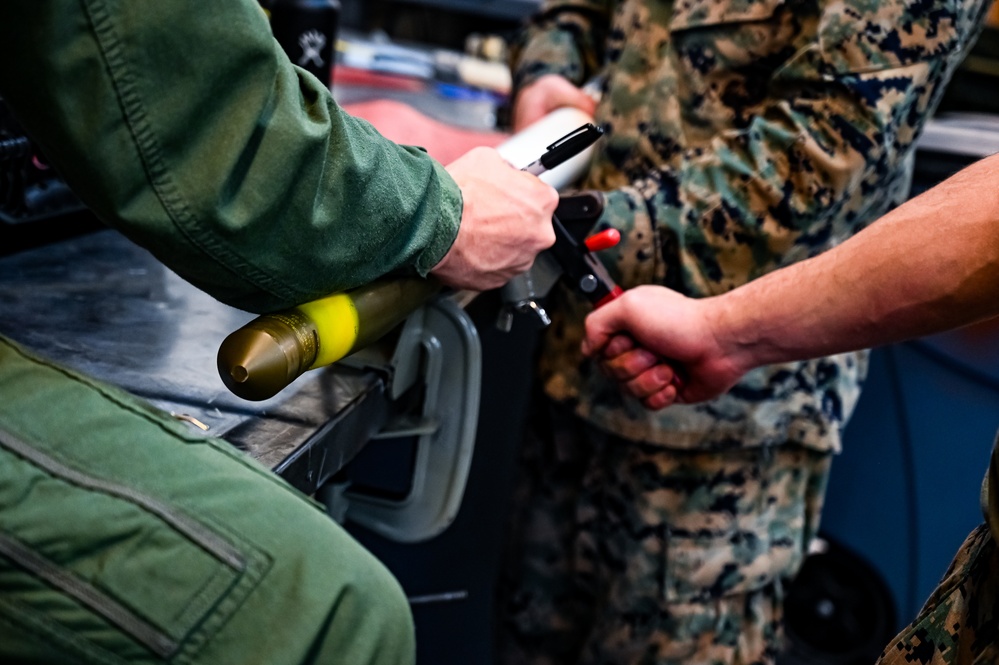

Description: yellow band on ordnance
[299,292,360,369]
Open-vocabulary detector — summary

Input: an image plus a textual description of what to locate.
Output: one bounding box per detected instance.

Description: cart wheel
[779,537,896,665]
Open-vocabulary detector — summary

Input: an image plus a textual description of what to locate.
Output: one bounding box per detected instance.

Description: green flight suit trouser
[0,336,415,665]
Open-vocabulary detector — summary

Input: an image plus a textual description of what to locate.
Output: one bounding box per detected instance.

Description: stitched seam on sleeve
[80,0,300,301]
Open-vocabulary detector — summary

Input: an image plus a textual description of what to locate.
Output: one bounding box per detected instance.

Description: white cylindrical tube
[496,107,597,191]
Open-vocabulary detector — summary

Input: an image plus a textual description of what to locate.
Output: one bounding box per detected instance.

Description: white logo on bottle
[298,30,327,67]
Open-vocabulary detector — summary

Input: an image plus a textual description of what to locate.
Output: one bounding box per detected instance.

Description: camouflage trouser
[877,523,999,665]
[497,404,832,665]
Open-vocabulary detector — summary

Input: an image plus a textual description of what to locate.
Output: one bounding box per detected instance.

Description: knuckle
[540,226,556,249]
[543,185,559,209]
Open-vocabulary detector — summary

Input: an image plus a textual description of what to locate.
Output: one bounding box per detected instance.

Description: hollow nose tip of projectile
[217,327,294,402]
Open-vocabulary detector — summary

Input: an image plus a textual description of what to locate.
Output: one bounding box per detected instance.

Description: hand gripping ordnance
[219,120,607,401]
[217,192,621,402]
[497,190,621,330]
[498,191,684,389]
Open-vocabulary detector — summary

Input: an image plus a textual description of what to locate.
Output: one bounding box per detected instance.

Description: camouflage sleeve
[511,0,614,90]
[589,0,989,298]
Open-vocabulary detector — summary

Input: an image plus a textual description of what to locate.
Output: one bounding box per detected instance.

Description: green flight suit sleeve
[0,0,462,313]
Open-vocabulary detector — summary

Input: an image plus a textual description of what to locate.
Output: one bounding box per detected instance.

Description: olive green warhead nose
[217,278,442,401]
[217,308,319,401]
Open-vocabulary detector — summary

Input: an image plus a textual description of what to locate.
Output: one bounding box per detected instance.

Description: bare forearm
[714,153,999,371]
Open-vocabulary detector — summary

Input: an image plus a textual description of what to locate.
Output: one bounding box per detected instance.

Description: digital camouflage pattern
[877,523,999,665]
[877,433,999,665]
[500,406,831,664]
[515,0,990,451]
[500,0,990,663]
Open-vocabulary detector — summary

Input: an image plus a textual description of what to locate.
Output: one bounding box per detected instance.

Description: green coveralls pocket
[0,426,271,665]
[0,337,272,664]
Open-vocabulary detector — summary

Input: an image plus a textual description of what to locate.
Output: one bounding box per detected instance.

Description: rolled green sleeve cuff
[0,0,463,314]
[412,159,463,277]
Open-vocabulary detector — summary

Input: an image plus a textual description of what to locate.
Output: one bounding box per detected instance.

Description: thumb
[582,299,628,357]
[572,88,598,116]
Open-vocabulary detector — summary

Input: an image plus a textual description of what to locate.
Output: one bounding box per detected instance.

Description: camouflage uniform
[877,433,999,665]
[499,0,990,663]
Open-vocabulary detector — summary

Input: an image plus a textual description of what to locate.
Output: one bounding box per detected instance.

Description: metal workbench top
[0,227,392,494]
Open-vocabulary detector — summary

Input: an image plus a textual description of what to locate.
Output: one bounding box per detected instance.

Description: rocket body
[218,278,440,400]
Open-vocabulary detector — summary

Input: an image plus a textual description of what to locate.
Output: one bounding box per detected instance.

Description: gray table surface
[0,228,393,493]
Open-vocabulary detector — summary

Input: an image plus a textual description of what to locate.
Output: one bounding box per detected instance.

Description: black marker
[521,123,603,176]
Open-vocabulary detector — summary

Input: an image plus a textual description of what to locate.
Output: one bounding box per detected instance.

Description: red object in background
[334,66,428,92]
[341,98,507,165]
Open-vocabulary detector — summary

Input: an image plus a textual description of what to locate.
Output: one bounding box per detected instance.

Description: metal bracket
[325,295,482,543]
